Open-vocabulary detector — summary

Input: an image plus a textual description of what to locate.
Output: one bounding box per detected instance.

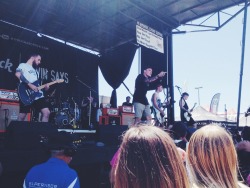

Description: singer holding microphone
[133,65,166,124]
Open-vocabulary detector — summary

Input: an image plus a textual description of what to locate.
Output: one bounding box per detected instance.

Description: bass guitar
[184,103,197,121]
[18,79,64,106]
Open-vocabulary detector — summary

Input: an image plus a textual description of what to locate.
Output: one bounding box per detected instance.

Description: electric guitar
[154,97,171,124]
[18,79,64,105]
[184,103,197,121]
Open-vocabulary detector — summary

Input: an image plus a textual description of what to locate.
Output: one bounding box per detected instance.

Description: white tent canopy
[176,106,229,122]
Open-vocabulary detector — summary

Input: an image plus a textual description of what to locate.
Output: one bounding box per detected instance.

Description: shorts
[134,102,151,118]
[19,97,49,113]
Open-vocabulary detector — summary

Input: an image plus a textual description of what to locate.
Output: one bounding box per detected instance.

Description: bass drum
[54,111,70,128]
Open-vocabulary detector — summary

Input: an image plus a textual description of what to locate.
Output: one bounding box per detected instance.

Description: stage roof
[0,0,246,54]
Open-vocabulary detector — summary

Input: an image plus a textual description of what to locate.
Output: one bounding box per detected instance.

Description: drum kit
[48,98,81,128]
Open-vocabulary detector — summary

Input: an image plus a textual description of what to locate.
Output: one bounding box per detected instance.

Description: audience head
[186,124,240,188]
[114,125,189,188]
[48,132,76,164]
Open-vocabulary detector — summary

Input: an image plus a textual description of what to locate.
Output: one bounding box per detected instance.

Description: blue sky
[99,5,250,119]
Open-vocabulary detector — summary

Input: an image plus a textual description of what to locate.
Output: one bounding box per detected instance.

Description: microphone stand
[71,97,77,129]
[122,82,133,97]
[176,86,182,96]
[75,77,97,128]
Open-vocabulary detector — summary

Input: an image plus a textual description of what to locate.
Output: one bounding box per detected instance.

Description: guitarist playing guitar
[151,84,170,127]
[15,54,51,122]
[179,92,196,126]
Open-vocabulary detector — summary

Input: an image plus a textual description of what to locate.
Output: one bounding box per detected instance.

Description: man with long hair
[113,125,189,188]
[187,125,248,188]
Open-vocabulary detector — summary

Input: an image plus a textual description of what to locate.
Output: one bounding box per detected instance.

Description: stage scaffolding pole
[236,0,249,129]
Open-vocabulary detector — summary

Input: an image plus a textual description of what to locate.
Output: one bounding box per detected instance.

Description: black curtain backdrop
[99,43,137,108]
[0,23,99,105]
[141,46,168,91]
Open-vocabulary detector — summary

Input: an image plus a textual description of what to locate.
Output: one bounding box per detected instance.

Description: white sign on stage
[136,22,164,53]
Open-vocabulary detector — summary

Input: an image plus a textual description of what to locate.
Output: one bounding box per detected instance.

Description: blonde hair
[113,126,189,188]
[187,125,244,188]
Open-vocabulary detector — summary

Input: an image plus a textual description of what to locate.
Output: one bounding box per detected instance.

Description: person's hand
[28,83,38,92]
[158,71,167,77]
[44,84,50,91]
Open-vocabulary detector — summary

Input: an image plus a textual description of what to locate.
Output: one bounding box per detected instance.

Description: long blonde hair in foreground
[187,124,245,188]
[114,126,189,188]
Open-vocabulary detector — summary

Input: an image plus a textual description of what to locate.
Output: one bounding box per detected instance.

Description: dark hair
[47,132,76,157]
[29,53,40,58]
[181,92,189,97]
[143,64,152,70]
[156,84,163,89]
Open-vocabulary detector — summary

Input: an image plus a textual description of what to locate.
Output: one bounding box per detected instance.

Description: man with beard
[15,54,50,122]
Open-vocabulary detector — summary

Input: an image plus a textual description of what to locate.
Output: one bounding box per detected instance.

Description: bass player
[15,54,50,122]
[179,92,196,126]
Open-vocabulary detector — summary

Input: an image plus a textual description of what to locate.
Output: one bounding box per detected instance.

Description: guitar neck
[37,81,58,90]
[190,104,197,111]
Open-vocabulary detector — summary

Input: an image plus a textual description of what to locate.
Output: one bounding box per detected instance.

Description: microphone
[175,85,181,89]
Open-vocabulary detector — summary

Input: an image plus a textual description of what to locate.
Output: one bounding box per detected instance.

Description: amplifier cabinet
[102,108,119,116]
[99,115,121,125]
[0,89,19,102]
[99,116,109,125]
[0,101,30,132]
[108,116,121,125]
[118,106,133,113]
[121,113,135,125]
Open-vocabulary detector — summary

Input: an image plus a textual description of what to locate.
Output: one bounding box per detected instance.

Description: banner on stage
[136,22,164,54]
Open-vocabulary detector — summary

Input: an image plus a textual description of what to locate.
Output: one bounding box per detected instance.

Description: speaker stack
[0,89,30,132]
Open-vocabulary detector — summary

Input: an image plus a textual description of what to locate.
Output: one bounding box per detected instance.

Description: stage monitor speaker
[0,101,30,132]
[96,125,128,146]
[5,121,58,150]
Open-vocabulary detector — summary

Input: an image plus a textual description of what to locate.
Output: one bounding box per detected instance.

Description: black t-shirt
[133,74,150,105]
[122,102,133,106]
[180,98,189,122]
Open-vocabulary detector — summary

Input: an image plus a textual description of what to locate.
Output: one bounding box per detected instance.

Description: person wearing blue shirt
[23,132,80,188]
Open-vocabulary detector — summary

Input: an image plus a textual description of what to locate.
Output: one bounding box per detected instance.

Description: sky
[99,5,250,120]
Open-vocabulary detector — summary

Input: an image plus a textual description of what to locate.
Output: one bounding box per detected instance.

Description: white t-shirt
[16,63,44,99]
[17,63,38,83]
[151,92,161,112]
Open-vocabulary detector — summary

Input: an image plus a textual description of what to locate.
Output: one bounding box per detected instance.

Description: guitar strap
[35,69,41,85]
